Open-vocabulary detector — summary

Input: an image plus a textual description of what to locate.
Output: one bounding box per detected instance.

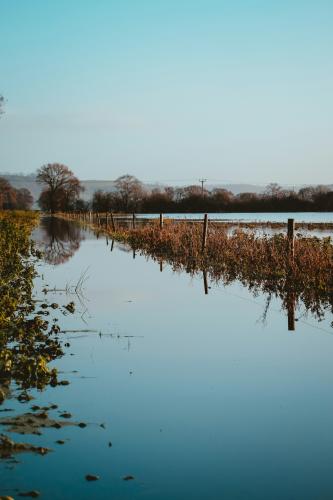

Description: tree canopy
[0,177,33,210]
[36,163,83,213]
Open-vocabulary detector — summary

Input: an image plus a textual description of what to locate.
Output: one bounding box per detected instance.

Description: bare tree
[0,177,33,209]
[298,185,330,202]
[0,177,17,208]
[36,163,83,213]
[264,183,283,198]
[114,174,144,211]
[16,188,34,210]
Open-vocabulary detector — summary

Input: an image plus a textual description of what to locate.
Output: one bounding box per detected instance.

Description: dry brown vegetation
[60,214,333,319]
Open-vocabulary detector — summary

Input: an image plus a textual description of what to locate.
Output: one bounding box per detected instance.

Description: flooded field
[136,212,333,223]
[2,217,333,499]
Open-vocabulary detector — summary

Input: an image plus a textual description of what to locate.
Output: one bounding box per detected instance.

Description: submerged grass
[61,213,333,319]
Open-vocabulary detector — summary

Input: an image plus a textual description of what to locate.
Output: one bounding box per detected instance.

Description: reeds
[60,213,333,318]
[124,222,333,317]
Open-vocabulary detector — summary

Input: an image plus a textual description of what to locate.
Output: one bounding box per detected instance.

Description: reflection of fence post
[132,213,136,229]
[287,290,295,331]
[287,218,295,261]
[202,214,208,252]
[159,260,163,272]
[110,213,116,232]
[203,270,208,295]
[160,214,163,230]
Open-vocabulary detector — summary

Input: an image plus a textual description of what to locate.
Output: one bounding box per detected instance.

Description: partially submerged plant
[63,213,333,321]
[0,211,69,401]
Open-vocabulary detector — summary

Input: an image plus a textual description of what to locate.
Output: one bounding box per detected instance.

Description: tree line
[89,180,333,213]
[37,165,333,213]
[2,162,333,213]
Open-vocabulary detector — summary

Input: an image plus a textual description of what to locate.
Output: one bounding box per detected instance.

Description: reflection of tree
[38,217,84,265]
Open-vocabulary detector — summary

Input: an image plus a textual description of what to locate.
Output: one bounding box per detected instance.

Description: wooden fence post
[203,270,208,295]
[287,218,295,260]
[202,214,208,252]
[159,213,163,229]
[110,213,116,232]
[132,213,136,229]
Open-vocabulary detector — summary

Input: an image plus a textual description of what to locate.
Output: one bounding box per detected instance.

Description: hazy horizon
[1,0,332,184]
[2,171,332,190]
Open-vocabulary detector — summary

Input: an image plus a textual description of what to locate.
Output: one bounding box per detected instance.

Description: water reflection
[35,218,333,331]
[156,256,333,333]
[35,217,85,265]
[18,217,333,499]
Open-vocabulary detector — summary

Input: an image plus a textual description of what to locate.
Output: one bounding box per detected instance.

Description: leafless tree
[0,178,33,209]
[264,183,283,198]
[36,163,83,213]
[114,174,144,211]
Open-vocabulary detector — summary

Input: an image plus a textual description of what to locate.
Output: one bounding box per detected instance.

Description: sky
[0,0,332,184]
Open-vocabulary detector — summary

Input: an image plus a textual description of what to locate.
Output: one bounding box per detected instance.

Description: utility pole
[199,178,207,196]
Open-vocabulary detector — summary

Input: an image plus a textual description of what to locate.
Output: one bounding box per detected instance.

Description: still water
[137,212,333,223]
[2,217,333,499]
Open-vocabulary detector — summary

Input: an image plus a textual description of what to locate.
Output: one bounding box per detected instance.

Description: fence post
[203,270,208,295]
[287,218,295,260]
[202,214,208,252]
[110,213,116,232]
[159,213,164,230]
[132,213,136,229]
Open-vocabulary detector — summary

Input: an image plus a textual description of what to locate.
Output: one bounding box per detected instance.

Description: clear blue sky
[0,0,332,184]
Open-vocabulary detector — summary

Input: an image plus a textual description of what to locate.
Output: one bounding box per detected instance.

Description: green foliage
[0,211,63,396]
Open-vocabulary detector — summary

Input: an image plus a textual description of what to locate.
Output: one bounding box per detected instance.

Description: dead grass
[60,214,333,318]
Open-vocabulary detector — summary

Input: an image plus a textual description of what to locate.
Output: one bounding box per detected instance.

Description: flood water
[137,212,333,223]
[2,217,333,499]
